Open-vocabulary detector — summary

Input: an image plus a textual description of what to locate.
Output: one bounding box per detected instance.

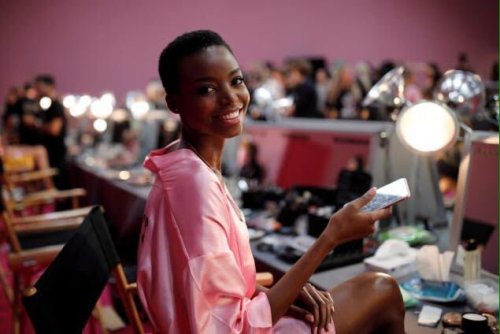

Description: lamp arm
[459,122,473,135]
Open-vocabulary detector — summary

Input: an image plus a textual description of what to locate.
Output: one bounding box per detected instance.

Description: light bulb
[93,118,108,133]
[40,97,52,110]
[396,101,458,154]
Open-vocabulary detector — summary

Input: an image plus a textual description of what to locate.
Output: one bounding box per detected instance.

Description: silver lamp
[362,66,406,108]
[433,70,486,122]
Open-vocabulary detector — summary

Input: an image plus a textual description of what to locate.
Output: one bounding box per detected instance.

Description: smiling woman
[136,30,405,334]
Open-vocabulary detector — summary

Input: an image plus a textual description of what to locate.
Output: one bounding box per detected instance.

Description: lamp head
[396,101,459,155]
[363,66,406,108]
[433,70,485,122]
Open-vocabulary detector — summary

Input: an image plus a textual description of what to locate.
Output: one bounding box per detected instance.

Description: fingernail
[369,187,376,195]
[305,314,314,322]
[327,323,333,332]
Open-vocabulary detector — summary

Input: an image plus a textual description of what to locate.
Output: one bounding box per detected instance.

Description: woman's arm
[265,188,391,326]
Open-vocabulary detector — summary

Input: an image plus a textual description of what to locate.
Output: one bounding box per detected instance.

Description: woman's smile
[213,107,244,123]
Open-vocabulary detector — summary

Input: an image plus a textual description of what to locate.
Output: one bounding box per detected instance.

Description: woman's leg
[329,272,405,334]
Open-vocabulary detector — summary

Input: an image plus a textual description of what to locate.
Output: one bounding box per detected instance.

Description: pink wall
[0,0,497,102]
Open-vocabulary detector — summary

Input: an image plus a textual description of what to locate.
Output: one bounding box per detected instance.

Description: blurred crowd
[1,54,497,193]
[244,53,498,125]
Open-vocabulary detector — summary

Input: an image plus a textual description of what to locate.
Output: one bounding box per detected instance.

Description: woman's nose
[220,85,239,105]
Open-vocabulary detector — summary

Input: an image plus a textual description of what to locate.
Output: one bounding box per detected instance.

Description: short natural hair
[158,30,232,93]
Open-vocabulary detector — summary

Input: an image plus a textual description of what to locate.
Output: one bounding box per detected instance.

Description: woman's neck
[180,132,224,172]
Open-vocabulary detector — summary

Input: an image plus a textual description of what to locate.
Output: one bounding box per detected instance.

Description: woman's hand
[324,187,392,247]
[285,283,334,332]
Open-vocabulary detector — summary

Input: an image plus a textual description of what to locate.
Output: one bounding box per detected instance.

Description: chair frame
[21,206,145,334]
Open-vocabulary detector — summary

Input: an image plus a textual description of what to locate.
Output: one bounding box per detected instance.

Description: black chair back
[23,206,119,334]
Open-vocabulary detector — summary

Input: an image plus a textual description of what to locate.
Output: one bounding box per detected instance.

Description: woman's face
[169,45,250,141]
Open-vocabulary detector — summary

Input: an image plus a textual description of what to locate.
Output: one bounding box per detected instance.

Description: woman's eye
[196,86,215,95]
[232,76,245,86]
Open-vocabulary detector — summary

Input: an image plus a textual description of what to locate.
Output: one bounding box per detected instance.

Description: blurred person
[354,62,375,120]
[314,67,332,116]
[245,63,268,120]
[335,155,373,206]
[252,62,287,121]
[456,52,475,73]
[325,65,361,119]
[410,62,442,100]
[354,62,373,100]
[146,79,167,110]
[238,141,265,186]
[16,82,43,145]
[107,129,141,168]
[423,62,442,99]
[263,61,286,101]
[285,59,323,118]
[403,65,423,104]
[34,74,68,189]
[491,61,499,82]
[2,86,22,144]
[375,60,395,83]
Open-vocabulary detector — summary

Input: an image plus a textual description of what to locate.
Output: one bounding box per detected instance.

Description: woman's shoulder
[145,146,219,189]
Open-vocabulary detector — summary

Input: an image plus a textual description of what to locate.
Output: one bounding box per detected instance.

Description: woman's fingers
[322,290,335,312]
[300,285,319,327]
[305,284,334,331]
[350,187,377,210]
[306,284,327,329]
[370,206,392,221]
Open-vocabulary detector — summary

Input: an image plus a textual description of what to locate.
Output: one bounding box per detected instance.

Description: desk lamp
[365,68,487,235]
[395,101,459,226]
[395,70,486,227]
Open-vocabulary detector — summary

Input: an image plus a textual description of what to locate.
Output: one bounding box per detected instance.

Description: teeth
[218,110,240,120]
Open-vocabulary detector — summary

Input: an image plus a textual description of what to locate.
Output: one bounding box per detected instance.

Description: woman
[137,30,405,334]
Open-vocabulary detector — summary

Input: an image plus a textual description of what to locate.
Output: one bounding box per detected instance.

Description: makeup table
[68,158,498,333]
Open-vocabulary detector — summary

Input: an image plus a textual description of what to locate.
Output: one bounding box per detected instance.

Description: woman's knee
[357,272,405,312]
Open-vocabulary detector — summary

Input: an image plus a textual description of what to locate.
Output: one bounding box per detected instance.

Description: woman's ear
[166,94,179,114]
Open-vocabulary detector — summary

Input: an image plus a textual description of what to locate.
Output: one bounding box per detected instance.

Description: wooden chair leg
[12,273,21,334]
[114,266,144,334]
[0,264,13,304]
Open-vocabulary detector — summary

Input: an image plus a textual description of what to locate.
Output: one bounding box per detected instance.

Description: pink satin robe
[137,146,330,333]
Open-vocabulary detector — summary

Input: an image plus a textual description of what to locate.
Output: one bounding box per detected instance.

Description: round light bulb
[90,99,113,119]
[396,101,458,154]
[40,97,52,110]
[100,92,116,107]
[118,170,131,180]
[93,118,108,133]
[69,102,87,118]
[63,95,76,109]
[130,101,150,120]
[80,95,92,107]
